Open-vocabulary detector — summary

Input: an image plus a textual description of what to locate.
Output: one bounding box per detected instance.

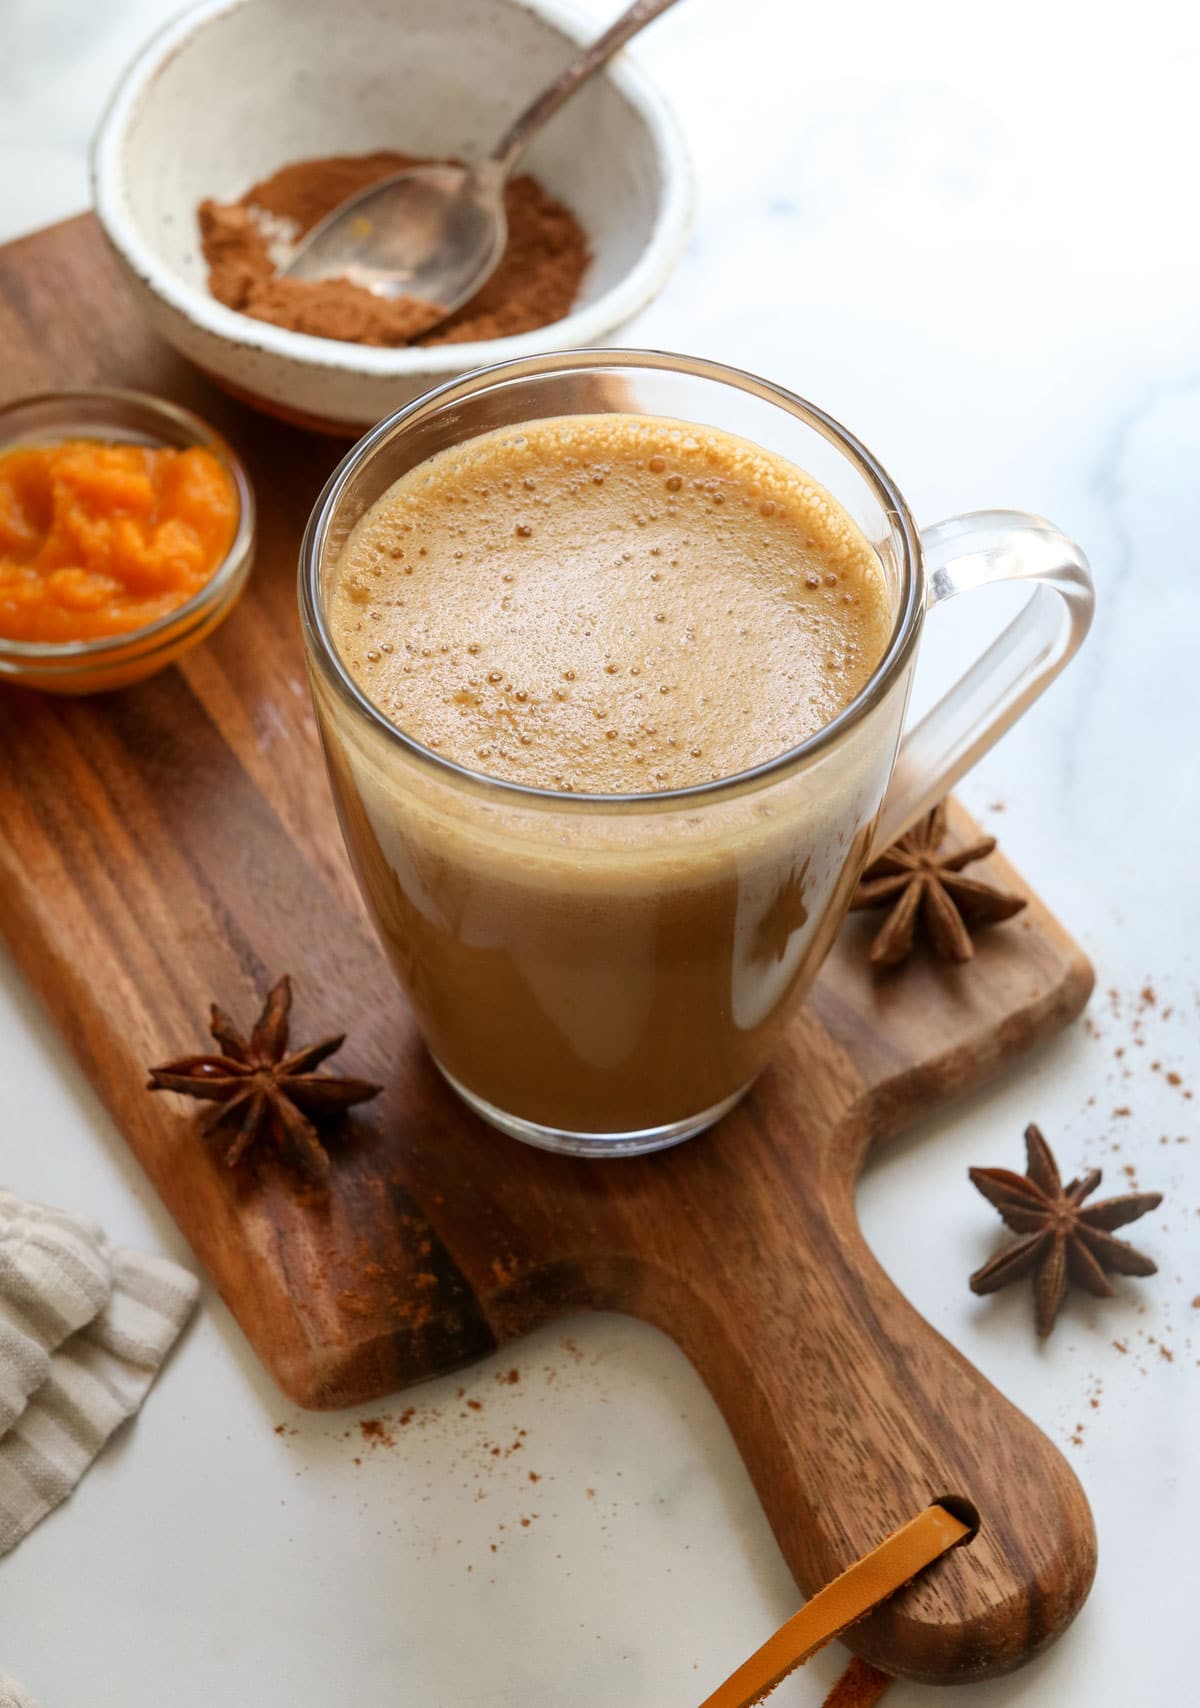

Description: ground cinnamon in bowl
[198,151,590,348]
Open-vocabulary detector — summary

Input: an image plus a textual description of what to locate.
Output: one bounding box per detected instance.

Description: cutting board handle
[628,1111,1097,1685]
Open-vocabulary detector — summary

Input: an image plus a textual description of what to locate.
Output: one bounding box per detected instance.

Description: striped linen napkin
[0,1188,198,1558]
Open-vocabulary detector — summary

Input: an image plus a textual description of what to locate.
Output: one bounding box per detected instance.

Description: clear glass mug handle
[870,510,1094,856]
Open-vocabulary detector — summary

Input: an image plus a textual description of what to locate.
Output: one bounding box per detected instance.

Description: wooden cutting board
[0,216,1097,1687]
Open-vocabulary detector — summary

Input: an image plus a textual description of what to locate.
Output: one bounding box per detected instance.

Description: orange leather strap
[698,1503,972,1708]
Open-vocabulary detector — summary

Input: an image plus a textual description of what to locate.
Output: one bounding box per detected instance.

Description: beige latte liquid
[321,414,897,1137]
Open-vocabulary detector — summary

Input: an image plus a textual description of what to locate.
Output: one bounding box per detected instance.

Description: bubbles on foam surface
[329,414,890,792]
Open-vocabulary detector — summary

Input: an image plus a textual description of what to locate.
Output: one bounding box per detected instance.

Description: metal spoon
[281,0,682,322]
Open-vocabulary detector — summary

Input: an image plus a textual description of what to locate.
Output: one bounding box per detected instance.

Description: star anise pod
[850,802,1026,969]
[147,975,381,1183]
[969,1124,1162,1337]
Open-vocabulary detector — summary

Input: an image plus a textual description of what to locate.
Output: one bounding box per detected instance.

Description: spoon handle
[487,0,684,178]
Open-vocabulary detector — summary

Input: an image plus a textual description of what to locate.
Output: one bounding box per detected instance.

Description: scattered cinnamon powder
[359,1416,395,1448]
[198,150,590,347]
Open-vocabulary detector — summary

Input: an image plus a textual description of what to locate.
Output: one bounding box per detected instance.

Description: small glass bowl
[0,388,256,693]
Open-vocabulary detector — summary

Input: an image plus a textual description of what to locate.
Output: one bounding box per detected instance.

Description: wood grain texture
[0,217,1097,1685]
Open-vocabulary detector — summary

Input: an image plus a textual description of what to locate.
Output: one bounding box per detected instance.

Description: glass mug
[300,352,1092,1157]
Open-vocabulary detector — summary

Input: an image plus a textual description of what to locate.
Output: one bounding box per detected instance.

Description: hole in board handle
[931,1493,981,1543]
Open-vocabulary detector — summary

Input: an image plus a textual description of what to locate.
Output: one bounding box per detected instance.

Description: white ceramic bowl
[91,0,692,434]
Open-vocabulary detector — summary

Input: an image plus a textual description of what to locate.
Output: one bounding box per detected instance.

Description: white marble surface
[1,1,1196,1702]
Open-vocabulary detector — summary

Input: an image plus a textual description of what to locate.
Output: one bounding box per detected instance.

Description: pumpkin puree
[0,440,238,644]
